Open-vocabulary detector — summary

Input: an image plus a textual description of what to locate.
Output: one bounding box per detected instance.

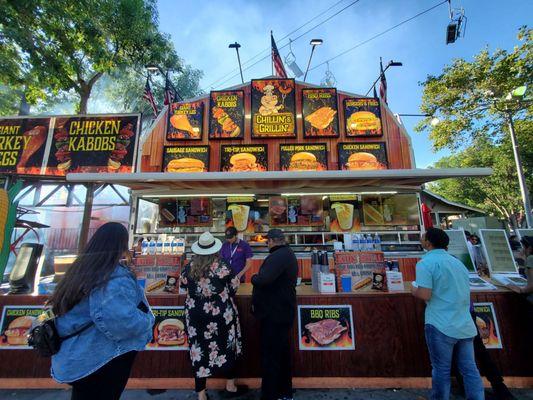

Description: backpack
[28,318,93,357]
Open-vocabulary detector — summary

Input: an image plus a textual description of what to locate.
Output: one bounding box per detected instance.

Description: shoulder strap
[60,321,94,341]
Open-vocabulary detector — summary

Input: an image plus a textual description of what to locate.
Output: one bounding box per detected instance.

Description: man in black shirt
[252,229,298,400]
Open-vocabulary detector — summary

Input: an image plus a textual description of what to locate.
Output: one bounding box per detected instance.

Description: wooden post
[77,183,95,253]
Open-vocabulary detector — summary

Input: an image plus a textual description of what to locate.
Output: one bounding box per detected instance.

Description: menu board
[0,118,50,175]
[338,142,387,171]
[0,306,44,349]
[251,79,296,138]
[146,306,188,351]
[133,255,181,294]
[286,196,324,226]
[176,198,212,226]
[473,303,503,349]
[362,194,419,226]
[220,144,268,172]
[209,90,245,139]
[46,115,140,175]
[269,196,287,226]
[167,100,204,141]
[334,251,385,292]
[445,230,476,272]
[329,199,361,232]
[302,88,339,137]
[298,305,355,350]
[162,145,209,173]
[279,143,327,171]
[344,98,382,137]
[226,200,269,234]
[479,229,517,274]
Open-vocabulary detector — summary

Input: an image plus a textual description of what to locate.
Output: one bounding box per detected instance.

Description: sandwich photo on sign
[220,144,268,172]
[46,114,139,175]
[146,307,188,350]
[167,101,204,141]
[209,90,245,139]
[0,306,44,349]
[298,305,355,350]
[302,88,339,138]
[162,145,209,173]
[251,79,296,138]
[344,98,382,137]
[279,143,327,172]
[0,117,51,175]
[338,142,388,171]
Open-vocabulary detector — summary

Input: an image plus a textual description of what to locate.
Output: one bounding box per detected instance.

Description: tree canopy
[418,27,532,226]
[0,0,193,114]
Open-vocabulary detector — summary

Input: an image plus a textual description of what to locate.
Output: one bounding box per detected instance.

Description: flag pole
[271,31,274,76]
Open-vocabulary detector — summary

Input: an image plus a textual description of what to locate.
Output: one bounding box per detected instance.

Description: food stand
[0,78,531,389]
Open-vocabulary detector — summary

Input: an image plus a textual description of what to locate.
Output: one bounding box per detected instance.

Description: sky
[156,0,532,168]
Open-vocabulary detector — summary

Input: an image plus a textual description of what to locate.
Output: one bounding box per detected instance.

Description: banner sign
[344,98,382,137]
[362,194,419,226]
[0,306,44,350]
[302,88,339,138]
[329,200,361,232]
[445,230,476,272]
[473,302,503,349]
[209,90,245,139]
[334,251,385,292]
[279,143,327,171]
[0,118,50,175]
[146,306,188,351]
[177,198,212,226]
[133,255,181,294]
[0,114,140,176]
[251,79,296,138]
[286,196,324,226]
[220,144,268,172]
[167,100,204,141]
[269,196,288,226]
[298,305,355,350]
[338,142,387,171]
[162,145,209,173]
[479,229,518,274]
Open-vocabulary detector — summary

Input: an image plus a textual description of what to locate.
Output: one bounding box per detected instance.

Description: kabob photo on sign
[209,90,245,139]
[302,88,339,138]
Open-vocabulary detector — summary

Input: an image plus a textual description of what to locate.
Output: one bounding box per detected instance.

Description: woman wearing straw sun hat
[181,232,248,400]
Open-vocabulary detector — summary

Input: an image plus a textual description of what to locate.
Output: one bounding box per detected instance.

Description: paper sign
[0,306,44,350]
[298,305,355,350]
[146,306,188,351]
[473,302,503,349]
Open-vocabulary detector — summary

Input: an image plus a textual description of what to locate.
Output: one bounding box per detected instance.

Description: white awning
[66,168,492,196]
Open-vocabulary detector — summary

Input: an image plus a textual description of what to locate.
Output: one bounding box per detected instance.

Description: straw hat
[191,232,222,255]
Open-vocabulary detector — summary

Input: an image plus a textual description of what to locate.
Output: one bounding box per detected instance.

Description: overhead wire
[201,0,360,91]
[309,0,448,72]
[211,0,363,90]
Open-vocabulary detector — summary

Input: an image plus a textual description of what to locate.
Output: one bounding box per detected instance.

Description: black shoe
[492,384,517,400]
[223,384,249,398]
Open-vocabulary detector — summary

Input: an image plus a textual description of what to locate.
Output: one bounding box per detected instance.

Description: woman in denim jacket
[48,222,154,400]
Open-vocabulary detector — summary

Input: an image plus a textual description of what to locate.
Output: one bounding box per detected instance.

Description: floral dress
[180,259,242,379]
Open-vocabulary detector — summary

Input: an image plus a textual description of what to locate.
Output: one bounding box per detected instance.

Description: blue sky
[156,0,532,168]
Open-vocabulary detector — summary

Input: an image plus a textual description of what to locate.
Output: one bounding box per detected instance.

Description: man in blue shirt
[412,228,484,400]
[220,227,253,281]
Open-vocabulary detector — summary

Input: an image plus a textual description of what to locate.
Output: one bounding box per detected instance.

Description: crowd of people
[39,222,532,400]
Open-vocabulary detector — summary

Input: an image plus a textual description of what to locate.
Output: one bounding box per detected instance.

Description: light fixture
[144,193,255,198]
[388,61,403,67]
[430,117,440,127]
[310,39,323,46]
[229,42,244,84]
[303,38,324,82]
[145,64,160,73]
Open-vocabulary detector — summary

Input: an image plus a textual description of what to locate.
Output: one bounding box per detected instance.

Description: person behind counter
[412,228,484,400]
[180,231,248,400]
[48,222,154,400]
[220,226,253,282]
[509,236,533,296]
[251,228,298,400]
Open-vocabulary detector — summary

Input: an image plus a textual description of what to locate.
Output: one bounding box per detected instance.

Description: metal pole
[235,47,244,84]
[78,183,95,253]
[303,45,316,83]
[507,111,532,228]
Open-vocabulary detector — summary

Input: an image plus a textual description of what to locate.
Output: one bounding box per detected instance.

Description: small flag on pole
[379,58,387,104]
[271,32,287,78]
[163,72,176,106]
[143,76,159,118]
[373,85,378,99]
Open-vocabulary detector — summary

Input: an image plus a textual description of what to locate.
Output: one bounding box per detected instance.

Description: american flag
[379,59,387,104]
[271,32,287,78]
[163,74,175,106]
[143,76,158,118]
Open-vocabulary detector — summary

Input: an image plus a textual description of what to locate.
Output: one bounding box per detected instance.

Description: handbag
[28,318,93,357]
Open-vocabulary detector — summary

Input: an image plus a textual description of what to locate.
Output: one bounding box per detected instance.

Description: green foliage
[0,0,182,113]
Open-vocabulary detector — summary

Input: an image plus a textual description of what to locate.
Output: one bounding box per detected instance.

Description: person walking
[49,222,154,400]
[412,228,484,400]
[509,236,533,295]
[220,226,254,281]
[180,231,247,400]
[251,229,298,400]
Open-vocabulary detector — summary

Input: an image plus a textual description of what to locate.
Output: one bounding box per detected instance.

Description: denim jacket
[51,265,154,383]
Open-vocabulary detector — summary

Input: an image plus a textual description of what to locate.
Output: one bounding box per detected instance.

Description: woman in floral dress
[181,232,247,400]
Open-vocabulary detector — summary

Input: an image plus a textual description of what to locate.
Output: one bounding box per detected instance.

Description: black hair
[225,226,238,237]
[521,236,533,249]
[425,228,450,249]
[464,231,472,237]
[49,222,130,316]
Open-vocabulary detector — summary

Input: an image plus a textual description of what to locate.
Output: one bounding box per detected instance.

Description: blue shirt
[415,249,477,339]
[51,265,154,383]
[220,239,253,275]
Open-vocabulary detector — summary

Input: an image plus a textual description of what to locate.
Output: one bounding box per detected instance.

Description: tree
[0,0,180,114]
[417,27,532,226]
